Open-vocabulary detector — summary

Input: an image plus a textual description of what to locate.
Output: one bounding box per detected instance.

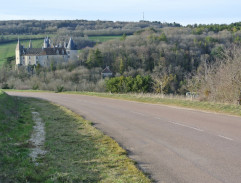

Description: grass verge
[0,91,36,182]
[0,91,151,182]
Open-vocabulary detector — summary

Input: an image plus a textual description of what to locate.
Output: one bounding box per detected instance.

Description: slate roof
[67,37,75,50]
[16,39,22,50]
[101,66,112,74]
[21,48,67,56]
[43,37,51,48]
[29,40,32,48]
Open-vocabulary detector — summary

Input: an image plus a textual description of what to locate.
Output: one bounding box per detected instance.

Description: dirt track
[7,91,241,183]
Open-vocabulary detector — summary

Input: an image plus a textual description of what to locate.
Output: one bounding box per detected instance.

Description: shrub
[56,85,64,93]
[106,75,153,93]
[1,83,9,89]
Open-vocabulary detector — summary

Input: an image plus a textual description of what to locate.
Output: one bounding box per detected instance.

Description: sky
[0,0,240,25]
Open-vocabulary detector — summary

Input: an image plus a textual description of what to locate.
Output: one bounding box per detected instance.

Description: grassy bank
[0,91,35,182]
[0,91,151,182]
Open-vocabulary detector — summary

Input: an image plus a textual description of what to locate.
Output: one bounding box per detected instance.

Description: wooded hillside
[0,20,180,36]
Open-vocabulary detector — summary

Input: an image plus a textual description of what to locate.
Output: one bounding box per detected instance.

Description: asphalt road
[7,92,241,183]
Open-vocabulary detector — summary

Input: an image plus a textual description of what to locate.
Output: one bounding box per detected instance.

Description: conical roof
[16,39,21,50]
[67,37,75,50]
[29,39,32,48]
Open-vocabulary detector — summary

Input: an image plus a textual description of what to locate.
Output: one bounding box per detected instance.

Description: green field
[0,91,151,182]
[88,35,122,42]
[0,39,43,66]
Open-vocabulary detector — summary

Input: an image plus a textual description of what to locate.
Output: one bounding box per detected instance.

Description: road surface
[7,92,241,183]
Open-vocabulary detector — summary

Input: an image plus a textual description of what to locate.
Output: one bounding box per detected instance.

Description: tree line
[0,20,180,36]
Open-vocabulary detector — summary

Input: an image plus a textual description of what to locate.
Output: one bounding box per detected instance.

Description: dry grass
[32,99,151,182]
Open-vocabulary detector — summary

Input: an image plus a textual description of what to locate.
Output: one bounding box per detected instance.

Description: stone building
[16,37,78,67]
[101,66,113,78]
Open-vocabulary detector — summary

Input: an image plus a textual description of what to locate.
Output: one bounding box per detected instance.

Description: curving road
[7,91,241,183]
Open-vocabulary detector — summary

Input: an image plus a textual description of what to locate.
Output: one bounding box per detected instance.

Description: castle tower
[67,37,75,50]
[66,37,78,60]
[43,37,47,48]
[16,39,21,65]
[43,37,50,48]
[29,39,32,48]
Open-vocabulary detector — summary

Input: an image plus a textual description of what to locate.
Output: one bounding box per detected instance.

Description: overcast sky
[0,0,240,25]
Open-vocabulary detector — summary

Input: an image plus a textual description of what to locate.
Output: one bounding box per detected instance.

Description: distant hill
[0,20,181,36]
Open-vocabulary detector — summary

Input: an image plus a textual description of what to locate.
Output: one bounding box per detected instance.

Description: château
[15,37,78,67]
